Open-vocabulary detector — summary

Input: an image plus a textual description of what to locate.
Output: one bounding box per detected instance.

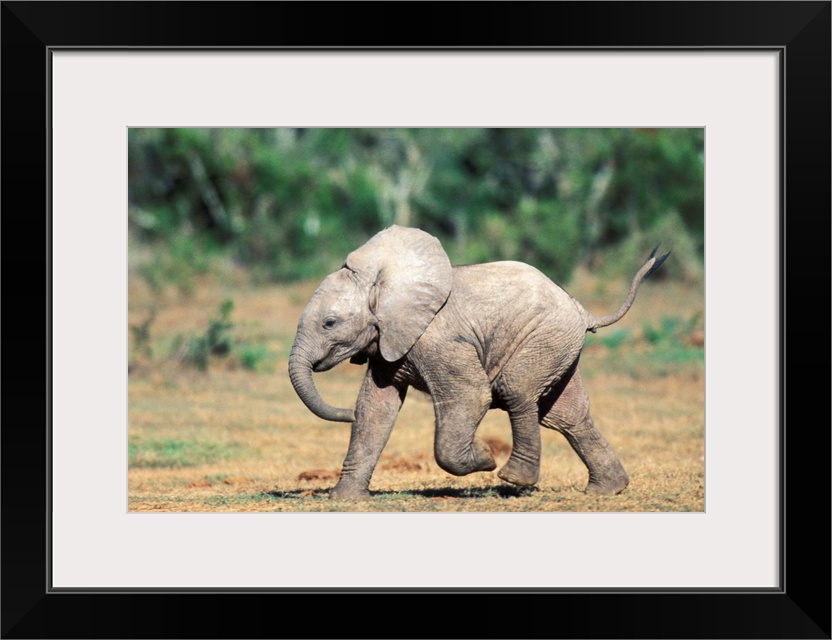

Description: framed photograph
[3,2,828,638]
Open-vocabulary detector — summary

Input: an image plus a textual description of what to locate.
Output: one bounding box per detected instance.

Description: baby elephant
[288,225,668,499]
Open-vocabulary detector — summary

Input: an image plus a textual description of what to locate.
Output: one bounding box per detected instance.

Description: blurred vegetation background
[128,127,704,290]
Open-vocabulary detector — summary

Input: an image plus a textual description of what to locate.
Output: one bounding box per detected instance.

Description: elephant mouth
[349,353,368,365]
[313,343,371,372]
[312,358,338,373]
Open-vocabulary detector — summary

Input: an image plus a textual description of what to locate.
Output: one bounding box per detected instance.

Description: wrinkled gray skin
[288,226,667,499]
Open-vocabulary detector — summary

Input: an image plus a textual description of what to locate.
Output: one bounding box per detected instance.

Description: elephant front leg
[330,367,407,500]
[432,385,497,477]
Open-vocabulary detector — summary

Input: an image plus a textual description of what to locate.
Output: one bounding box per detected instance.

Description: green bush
[128,128,704,285]
[642,313,701,346]
[600,328,631,350]
[136,234,215,294]
[168,299,276,373]
[238,343,276,373]
[599,210,703,284]
[180,299,235,371]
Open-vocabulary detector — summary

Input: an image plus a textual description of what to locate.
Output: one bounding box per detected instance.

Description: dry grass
[128,270,704,513]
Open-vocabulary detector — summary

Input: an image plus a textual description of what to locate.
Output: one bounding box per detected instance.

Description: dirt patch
[298,468,340,481]
[222,476,253,485]
[380,453,427,473]
[483,436,512,458]
[186,480,212,488]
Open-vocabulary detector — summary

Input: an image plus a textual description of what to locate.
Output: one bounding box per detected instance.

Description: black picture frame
[2,2,829,638]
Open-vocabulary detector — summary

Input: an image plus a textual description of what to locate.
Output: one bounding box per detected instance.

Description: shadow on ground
[265,485,538,501]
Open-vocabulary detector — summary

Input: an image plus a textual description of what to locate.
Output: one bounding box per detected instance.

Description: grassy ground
[128,266,704,512]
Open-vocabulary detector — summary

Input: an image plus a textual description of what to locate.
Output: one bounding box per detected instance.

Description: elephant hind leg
[498,409,541,486]
[560,414,629,495]
[539,366,629,495]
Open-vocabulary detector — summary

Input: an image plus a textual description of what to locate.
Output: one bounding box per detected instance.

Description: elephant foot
[584,470,629,495]
[471,437,498,472]
[498,456,540,487]
[435,437,496,476]
[329,482,372,500]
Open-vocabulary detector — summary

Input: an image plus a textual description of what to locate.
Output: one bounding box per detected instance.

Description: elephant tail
[585,245,670,333]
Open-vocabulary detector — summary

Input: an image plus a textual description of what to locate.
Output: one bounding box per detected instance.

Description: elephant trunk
[288,341,355,423]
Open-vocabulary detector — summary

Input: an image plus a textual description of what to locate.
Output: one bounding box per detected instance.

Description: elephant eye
[323,318,337,330]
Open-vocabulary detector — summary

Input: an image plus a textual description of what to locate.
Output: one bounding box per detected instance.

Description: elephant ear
[345,225,452,362]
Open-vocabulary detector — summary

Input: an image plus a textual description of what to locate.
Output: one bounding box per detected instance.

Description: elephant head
[288,225,453,422]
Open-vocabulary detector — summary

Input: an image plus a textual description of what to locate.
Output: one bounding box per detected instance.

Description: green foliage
[136,234,215,294]
[128,437,237,468]
[638,314,704,377]
[600,328,631,350]
[601,129,705,246]
[129,311,155,366]
[599,210,703,283]
[642,313,701,346]
[584,312,703,378]
[181,299,235,371]
[238,343,276,373]
[128,128,704,284]
[167,299,276,373]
